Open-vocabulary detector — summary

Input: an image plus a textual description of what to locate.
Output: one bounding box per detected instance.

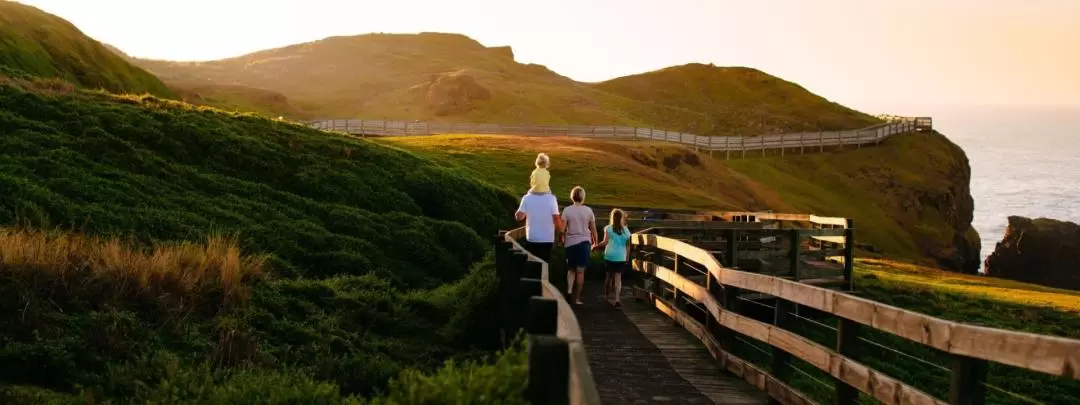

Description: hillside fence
[306,116,932,158]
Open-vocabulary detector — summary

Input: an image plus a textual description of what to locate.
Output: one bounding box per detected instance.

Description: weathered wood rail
[495,227,601,405]
[627,228,1080,405]
[306,116,932,158]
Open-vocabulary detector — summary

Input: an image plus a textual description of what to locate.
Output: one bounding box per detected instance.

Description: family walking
[513,152,632,308]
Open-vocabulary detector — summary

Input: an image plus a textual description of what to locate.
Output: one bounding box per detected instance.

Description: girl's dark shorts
[604,260,628,274]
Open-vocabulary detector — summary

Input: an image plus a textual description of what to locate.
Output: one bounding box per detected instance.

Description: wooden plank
[621,292,774,404]
[635,260,947,405]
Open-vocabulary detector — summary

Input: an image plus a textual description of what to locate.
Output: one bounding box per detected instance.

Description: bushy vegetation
[0,75,525,402]
[0,77,515,287]
[0,1,173,98]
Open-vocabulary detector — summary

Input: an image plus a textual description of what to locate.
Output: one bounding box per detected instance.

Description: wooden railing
[628,231,1080,405]
[306,116,933,158]
[494,228,601,405]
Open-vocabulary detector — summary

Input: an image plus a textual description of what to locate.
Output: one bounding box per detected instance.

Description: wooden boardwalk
[573,282,768,405]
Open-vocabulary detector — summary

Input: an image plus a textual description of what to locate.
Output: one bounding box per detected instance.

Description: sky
[15,0,1080,114]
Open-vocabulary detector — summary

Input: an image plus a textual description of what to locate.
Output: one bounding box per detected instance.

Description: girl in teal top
[595,208,631,308]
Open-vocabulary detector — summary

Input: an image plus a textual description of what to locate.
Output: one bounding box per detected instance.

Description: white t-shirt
[561,204,595,247]
[517,193,559,243]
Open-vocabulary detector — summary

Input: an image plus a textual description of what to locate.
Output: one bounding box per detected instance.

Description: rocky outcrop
[488,46,514,60]
[984,216,1080,290]
[423,70,492,116]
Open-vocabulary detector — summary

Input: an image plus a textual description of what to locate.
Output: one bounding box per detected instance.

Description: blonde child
[595,208,631,308]
[529,153,551,195]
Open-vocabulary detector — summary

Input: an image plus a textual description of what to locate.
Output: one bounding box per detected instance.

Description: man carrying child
[514,153,561,261]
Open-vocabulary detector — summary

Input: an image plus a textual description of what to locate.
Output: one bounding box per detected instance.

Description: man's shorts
[525,241,553,263]
[565,241,591,269]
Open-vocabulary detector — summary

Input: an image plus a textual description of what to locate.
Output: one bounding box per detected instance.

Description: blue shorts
[565,241,591,269]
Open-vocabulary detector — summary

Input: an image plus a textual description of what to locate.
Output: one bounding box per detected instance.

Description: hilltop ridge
[0,1,173,97]
[121,32,880,134]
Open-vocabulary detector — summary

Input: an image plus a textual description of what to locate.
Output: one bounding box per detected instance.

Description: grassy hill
[0,1,173,97]
[595,63,879,134]
[381,132,981,273]
[126,32,879,134]
[171,83,307,118]
[0,72,526,403]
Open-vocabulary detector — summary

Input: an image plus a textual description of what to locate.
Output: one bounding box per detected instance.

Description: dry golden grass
[857,258,1080,313]
[0,227,267,312]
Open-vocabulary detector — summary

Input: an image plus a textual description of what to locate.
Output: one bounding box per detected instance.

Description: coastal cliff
[984,216,1080,290]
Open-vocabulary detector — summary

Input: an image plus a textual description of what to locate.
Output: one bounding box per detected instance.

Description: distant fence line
[306,116,932,157]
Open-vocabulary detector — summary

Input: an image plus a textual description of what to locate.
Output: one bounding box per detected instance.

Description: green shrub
[0,82,515,288]
[363,340,528,405]
[0,77,525,403]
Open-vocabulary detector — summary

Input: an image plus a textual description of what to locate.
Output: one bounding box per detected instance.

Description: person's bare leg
[604,273,613,302]
[573,268,586,304]
[566,270,575,296]
[613,272,624,306]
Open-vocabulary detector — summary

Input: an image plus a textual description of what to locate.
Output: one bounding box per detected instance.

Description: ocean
[927,105,1080,270]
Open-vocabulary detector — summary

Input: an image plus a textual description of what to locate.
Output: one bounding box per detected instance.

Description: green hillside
[0,1,173,97]
[0,72,525,403]
[595,63,880,133]
[128,33,879,135]
[384,130,981,273]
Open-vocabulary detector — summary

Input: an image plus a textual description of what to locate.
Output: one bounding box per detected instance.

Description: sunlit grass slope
[383,131,979,272]
[0,1,173,98]
[594,63,881,134]
[128,32,878,134]
[172,83,308,119]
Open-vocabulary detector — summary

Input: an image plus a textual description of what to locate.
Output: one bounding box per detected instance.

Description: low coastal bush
[0,76,524,403]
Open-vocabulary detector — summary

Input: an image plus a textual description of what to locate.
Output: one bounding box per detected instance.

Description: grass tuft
[0,227,267,315]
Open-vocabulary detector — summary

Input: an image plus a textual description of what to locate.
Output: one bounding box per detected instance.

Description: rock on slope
[984,216,1080,290]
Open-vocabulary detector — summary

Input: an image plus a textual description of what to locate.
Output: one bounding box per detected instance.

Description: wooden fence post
[525,260,543,280]
[725,229,739,268]
[835,319,862,405]
[788,229,800,281]
[771,298,795,396]
[527,335,571,405]
[843,219,855,291]
[517,278,543,335]
[671,254,682,325]
[509,252,529,333]
[719,284,742,357]
[819,132,824,153]
[527,296,558,335]
[949,355,988,405]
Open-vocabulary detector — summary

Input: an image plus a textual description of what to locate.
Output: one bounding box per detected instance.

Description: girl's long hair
[610,209,626,235]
